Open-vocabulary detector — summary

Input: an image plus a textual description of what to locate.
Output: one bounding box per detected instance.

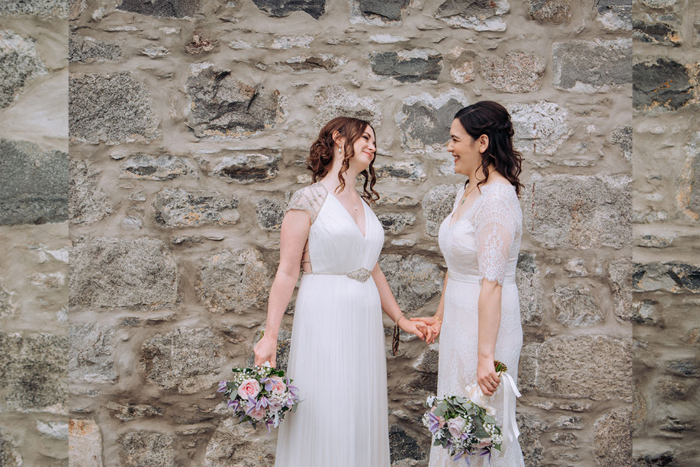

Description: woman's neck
[467,164,488,185]
[323,158,360,193]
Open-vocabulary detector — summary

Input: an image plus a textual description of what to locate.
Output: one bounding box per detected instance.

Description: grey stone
[69,0,86,19]
[0,428,22,466]
[369,49,443,83]
[555,416,584,429]
[508,101,569,155]
[256,198,285,230]
[517,413,548,467]
[666,359,700,378]
[69,159,113,225]
[551,432,578,447]
[69,35,121,63]
[529,0,571,24]
[377,212,416,234]
[70,237,179,309]
[612,125,632,162]
[374,161,426,183]
[389,425,426,462]
[638,0,676,6]
[119,431,174,467]
[120,154,198,181]
[633,262,700,294]
[375,193,419,207]
[395,89,468,152]
[0,139,68,225]
[480,52,545,93]
[594,408,632,466]
[679,132,700,220]
[117,0,200,17]
[564,258,588,277]
[0,332,68,412]
[106,402,164,421]
[633,20,682,47]
[211,154,280,184]
[37,421,69,440]
[407,344,438,393]
[69,73,159,144]
[519,335,633,400]
[595,0,632,31]
[0,279,15,318]
[277,55,344,72]
[378,254,443,312]
[422,184,460,237]
[450,55,476,83]
[634,451,677,466]
[203,418,275,467]
[0,30,47,108]
[0,0,68,17]
[141,45,170,58]
[631,299,660,325]
[360,0,408,21]
[313,85,381,130]
[633,58,692,111]
[186,68,282,138]
[656,379,690,399]
[154,188,239,227]
[638,234,674,248]
[609,258,633,322]
[69,323,116,384]
[436,0,510,31]
[516,253,543,326]
[247,329,292,373]
[659,417,692,433]
[553,39,632,92]
[197,248,272,314]
[522,174,632,249]
[141,327,223,394]
[251,0,325,19]
[553,285,604,326]
[68,419,103,467]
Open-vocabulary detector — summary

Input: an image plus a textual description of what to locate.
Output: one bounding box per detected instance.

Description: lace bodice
[438,183,522,285]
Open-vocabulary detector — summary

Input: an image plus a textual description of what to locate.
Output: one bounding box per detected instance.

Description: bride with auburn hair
[254,116,431,467]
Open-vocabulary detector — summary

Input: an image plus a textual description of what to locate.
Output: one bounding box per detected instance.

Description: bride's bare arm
[477,279,502,396]
[253,210,311,367]
[411,271,448,344]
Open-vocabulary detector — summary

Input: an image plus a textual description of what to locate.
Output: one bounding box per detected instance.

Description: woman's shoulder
[287,182,329,220]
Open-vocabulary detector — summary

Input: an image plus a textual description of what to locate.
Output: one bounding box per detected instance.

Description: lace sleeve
[286,182,328,224]
[473,186,519,285]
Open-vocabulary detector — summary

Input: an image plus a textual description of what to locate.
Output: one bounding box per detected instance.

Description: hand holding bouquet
[219,362,300,434]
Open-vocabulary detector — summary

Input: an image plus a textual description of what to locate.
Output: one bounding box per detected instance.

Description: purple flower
[217,381,228,393]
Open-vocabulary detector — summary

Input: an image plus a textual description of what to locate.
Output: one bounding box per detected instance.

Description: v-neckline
[449,186,482,228]
[328,193,368,239]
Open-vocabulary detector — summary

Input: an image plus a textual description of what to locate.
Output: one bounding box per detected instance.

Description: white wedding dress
[275,182,391,467]
[430,183,525,467]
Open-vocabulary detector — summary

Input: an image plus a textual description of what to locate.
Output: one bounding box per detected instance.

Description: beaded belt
[303,267,372,283]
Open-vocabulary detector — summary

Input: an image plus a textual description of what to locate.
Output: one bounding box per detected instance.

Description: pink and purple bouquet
[218,362,300,434]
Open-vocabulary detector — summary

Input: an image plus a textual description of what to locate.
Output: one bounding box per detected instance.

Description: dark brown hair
[454,101,523,196]
[308,116,379,203]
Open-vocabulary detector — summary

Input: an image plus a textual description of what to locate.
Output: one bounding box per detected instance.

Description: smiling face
[347,125,376,171]
[447,118,487,176]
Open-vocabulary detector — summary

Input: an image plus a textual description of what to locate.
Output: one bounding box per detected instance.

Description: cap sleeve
[286,182,328,224]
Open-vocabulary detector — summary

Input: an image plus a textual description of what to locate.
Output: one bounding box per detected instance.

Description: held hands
[477,356,501,396]
[253,334,277,368]
[398,315,434,342]
[409,316,442,345]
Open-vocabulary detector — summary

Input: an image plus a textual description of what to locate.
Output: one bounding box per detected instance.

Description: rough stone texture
[378,254,443,312]
[0,30,47,109]
[375,161,426,183]
[480,52,545,93]
[609,258,634,322]
[377,212,416,234]
[119,431,174,467]
[313,85,381,130]
[633,262,700,294]
[594,408,633,466]
[523,174,632,249]
[553,39,632,92]
[120,154,198,181]
[68,323,116,384]
[0,428,23,466]
[211,154,279,184]
[186,68,282,139]
[69,237,179,309]
[395,89,468,152]
[517,413,548,467]
[277,54,345,72]
[613,125,632,162]
[369,49,443,83]
[0,0,68,17]
[0,332,68,412]
[595,0,632,31]
[37,421,68,440]
[256,198,285,230]
[247,329,292,373]
[141,327,223,394]
[520,335,633,400]
[251,0,325,19]
[0,139,68,225]
[633,58,693,111]
[508,101,569,155]
[117,0,200,18]
[197,249,272,314]
[633,20,682,47]
[516,253,543,326]
[203,418,274,467]
[154,188,240,227]
[678,132,700,220]
[69,419,103,467]
[69,35,121,63]
[529,0,571,24]
[69,73,159,143]
[422,184,460,237]
[389,425,425,462]
[360,0,408,21]
[106,402,164,421]
[0,279,15,318]
[69,159,112,225]
[553,285,604,327]
[436,0,510,31]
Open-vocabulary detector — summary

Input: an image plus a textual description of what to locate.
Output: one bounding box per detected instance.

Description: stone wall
[0,0,69,465]
[632,0,700,465]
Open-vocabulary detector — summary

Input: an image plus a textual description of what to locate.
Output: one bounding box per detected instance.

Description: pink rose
[448,417,466,438]
[248,406,266,420]
[477,438,492,449]
[269,376,287,394]
[268,399,283,413]
[237,379,261,399]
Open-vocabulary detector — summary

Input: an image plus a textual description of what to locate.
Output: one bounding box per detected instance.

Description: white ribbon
[500,372,522,447]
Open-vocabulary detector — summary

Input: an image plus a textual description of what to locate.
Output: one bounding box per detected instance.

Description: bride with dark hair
[254,116,431,467]
[413,101,526,466]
